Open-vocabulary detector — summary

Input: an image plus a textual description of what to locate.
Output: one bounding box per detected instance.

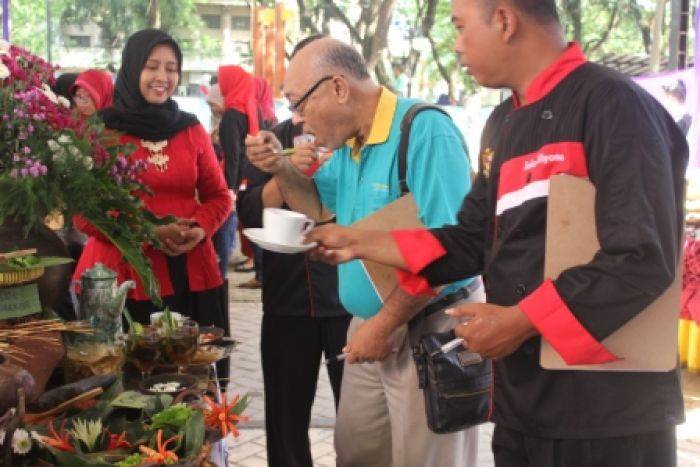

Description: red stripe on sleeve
[391,229,447,275]
[396,269,437,297]
[519,280,619,365]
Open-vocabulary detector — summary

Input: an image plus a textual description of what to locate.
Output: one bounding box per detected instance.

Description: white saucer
[243,228,317,254]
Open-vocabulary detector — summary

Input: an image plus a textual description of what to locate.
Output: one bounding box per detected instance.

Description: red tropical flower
[106,430,131,451]
[36,419,74,452]
[139,429,179,464]
[203,393,249,438]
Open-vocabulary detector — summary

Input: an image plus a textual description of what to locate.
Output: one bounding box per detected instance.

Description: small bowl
[139,373,197,396]
[191,345,225,365]
[198,326,225,345]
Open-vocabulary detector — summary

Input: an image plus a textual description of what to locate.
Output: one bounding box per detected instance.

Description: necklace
[141,139,169,172]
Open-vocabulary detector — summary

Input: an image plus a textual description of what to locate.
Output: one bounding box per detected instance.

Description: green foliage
[183,410,204,458]
[150,403,196,432]
[6,0,71,56]
[30,385,210,466]
[559,0,657,58]
[68,418,104,452]
[0,254,72,272]
[8,0,219,64]
[0,43,165,305]
[393,0,688,99]
[110,391,159,410]
[116,453,144,467]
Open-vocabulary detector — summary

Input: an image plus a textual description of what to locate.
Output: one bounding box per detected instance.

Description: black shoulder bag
[398,103,492,434]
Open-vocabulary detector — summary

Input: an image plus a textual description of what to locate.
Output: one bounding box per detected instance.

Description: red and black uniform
[393,44,687,464]
[236,119,350,467]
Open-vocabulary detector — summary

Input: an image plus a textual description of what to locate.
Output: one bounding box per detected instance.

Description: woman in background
[71,69,114,119]
[218,65,264,289]
[254,76,277,129]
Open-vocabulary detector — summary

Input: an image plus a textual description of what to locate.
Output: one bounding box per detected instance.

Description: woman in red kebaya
[73,29,232,378]
[218,65,264,288]
[71,69,113,118]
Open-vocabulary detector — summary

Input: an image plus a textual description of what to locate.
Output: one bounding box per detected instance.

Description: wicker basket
[0,267,45,287]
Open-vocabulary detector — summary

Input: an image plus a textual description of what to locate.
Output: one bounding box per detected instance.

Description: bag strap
[397,104,451,195]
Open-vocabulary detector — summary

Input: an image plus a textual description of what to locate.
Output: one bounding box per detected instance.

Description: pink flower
[22,146,31,154]
[28,166,40,177]
[20,168,28,177]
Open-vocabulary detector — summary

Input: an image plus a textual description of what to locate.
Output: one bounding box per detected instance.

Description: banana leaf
[0,255,73,272]
[87,217,163,308]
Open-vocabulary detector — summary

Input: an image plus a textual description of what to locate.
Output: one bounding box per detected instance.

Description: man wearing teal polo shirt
[245,37,482,467]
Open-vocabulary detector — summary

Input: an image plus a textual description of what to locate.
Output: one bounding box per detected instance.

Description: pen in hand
[324,347,400,365]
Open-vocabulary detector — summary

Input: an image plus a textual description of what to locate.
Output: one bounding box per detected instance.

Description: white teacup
[263,208,315,245]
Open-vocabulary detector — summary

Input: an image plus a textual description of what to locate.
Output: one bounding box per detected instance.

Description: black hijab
[52,72,78,104]
[100,29,198,141]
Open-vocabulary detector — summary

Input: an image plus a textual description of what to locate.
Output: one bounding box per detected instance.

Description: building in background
[54,0,253,93]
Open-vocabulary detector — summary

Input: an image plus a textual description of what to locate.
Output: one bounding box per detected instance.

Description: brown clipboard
[351,194,437,302]
[540,174,680,371]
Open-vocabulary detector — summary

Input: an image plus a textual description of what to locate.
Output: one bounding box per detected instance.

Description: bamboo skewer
[0,320,94,340]
[23,387,104,424]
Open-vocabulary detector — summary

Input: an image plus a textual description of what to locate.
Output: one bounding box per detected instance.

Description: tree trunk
[323,0,396,79]
[363,0,397,70]
[630,0,653,53]
[669,0,681,69]
[584,2,619,55]
[562,0,582,43]
[650,0,668,72]
[426,33,452,98]
[147,0,161,29]
[296,0,320,35]
[374,58,392,88]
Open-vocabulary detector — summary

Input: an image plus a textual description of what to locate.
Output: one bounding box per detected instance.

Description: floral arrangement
[0,40,165,304]
[0,382,248,466]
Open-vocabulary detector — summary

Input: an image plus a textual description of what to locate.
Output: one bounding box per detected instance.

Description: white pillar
[222,8,234,62]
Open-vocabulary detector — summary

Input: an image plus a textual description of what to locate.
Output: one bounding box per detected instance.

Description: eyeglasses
[288,75,334,114]
[73,91,92,104]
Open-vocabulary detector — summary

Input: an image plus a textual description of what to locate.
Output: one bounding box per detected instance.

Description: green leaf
[232,393,251,416]
[49,449,112,467]
[87,219,162,307]
[150,403,195,431]
[116,453,145,467]
[123,308,142,335]
[99,379,124,401]
[110,391,157,410]
[184,410,205,458]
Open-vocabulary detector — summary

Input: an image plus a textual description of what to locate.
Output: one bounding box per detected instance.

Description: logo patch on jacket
[495,142,589,216]
[481,147,494,177]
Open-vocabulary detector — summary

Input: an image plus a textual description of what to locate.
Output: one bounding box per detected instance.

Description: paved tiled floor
[224,269,700,466]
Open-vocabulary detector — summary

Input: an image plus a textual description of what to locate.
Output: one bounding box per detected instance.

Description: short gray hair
[318,42,370,80]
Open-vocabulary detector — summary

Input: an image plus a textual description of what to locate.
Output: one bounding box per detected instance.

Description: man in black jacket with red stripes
[306,1,687,466]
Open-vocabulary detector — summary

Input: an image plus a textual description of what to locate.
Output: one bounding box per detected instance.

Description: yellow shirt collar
[347,87,398,158]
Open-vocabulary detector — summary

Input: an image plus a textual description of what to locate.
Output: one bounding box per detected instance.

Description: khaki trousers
[335,285,485,467]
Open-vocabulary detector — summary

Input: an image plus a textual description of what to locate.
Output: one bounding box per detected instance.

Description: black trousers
[261,313,351,467]
[493,423,677,467]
